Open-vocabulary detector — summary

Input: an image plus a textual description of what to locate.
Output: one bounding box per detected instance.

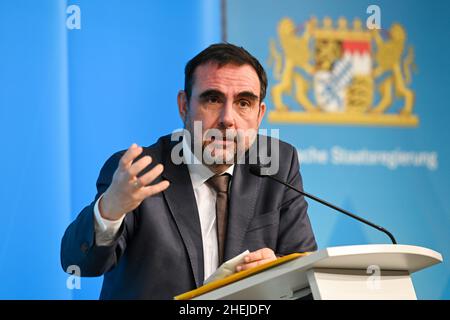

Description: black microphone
[249,164,397,244]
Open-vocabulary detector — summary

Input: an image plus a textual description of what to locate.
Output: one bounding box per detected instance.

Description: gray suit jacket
[60,134,317,299]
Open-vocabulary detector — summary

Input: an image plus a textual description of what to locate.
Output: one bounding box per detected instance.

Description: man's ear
[257,102,267,126]
[177,90,188,123]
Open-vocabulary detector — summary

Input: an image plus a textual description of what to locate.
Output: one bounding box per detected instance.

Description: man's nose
[219,101,235,128]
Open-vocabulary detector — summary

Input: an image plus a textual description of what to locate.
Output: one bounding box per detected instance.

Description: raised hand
[99,143,170,221]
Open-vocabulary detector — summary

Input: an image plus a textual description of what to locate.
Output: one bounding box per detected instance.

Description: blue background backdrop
[0,0,448,299]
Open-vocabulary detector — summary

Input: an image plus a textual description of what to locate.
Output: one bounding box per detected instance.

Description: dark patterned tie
[206,173,231,265]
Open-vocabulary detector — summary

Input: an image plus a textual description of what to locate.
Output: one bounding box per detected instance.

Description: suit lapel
[225,163,261,260]
[161,142,204,288]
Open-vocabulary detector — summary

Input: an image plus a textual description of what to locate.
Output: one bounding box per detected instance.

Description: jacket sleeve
[276,146,318,254]
[60,151,130,277]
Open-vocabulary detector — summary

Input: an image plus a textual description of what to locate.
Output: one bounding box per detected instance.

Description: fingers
[134,163,170,198]
[120,144,143,169]
[141,180,170,198]
[138,163,165,186]
[119,144,168,196]
[104,143,170,220]
[129,155,152,177]
[236,248,277,272]
[236,258,273,272]
[244,248,274,263]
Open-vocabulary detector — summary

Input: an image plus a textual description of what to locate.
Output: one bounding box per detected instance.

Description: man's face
[178,62,266,170]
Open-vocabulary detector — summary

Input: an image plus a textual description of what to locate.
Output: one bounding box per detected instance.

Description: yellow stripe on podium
[174,252,309,300]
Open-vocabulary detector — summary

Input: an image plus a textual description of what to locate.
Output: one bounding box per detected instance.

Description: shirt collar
[182,136,234,189]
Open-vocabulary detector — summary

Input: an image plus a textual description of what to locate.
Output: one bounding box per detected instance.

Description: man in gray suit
[61,43,317,299]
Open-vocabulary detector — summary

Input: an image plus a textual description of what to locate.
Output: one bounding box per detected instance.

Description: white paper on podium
[204,250,249,284]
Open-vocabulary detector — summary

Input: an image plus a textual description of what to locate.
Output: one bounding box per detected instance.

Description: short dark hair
[184,43,268,102]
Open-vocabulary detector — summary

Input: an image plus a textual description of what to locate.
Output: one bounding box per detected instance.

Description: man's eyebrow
[236,91,259,101]
[198,89,259,101]
[198,89,226,99]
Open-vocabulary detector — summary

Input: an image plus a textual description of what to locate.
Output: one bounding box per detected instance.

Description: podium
[186,245,443,300]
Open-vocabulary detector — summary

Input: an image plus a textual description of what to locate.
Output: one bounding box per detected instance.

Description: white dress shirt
[93,139,234,281]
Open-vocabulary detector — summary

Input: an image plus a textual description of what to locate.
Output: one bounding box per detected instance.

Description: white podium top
[192,244,443,300]
[308,244,442,273]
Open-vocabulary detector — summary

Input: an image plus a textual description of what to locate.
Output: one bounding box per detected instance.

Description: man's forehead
[193,62,260,93]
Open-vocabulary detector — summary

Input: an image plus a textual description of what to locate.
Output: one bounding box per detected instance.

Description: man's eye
[238,100,251,108]
[207,96,220,104]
